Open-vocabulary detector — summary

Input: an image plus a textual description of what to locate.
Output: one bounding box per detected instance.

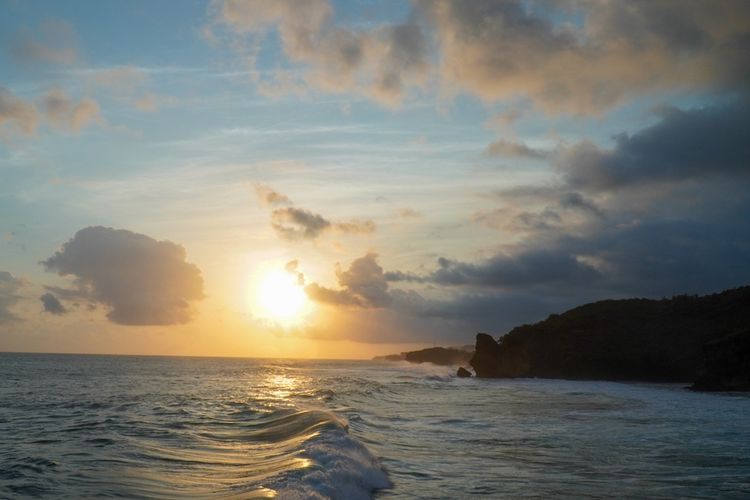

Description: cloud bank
[43,226,205,326]
[212,0,750,113]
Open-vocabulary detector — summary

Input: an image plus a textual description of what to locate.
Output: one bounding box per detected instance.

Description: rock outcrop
[470,286,750,387]
[375,346,473,366]
[456,367,472,378]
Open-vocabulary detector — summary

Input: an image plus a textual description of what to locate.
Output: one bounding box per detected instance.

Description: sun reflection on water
[266,373,302,401]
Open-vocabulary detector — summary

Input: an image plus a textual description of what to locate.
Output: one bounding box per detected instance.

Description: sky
[1,0,749,359]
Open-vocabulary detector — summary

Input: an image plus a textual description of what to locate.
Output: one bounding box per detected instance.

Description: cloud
[302,254,593,342]
[1,86,102,138]
[426,250,600,289]
[211,0,750,113]
[558,192,604,218]
[472,189,603,232]
[42,226,204,326]
[417,0,750,113]
[254,183,292,206]
[38,88,102,132]
[305,253,423,309]
[373,199,750,337]
[266,197,375,240]
[211,0,430,105]
[332,219,376,235]
[271,207,376,240]
[0,87,38,138]
[557,103,750,191]
[271,207,331,240]
[284,259,305,285]
[0,271,25,324]
[40,292,67,315]
[484,138,550,160]
[397,208,421,219]
[9,20,78,65]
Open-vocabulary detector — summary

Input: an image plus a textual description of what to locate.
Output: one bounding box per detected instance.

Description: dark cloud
[258,185,375,240]
[40,292,67,315]
[484,139,550,159]
[374,205,750,338]
[303,254,596,342]
[306,253,425,310]
[42,226,204,326]
[558,103,750,191]
[413,192,750,297]
[558,192,605,219]
[0,271,24,324]
[383,270,425,283]
[554,214,750,297]
[306,253,390,307]
[472,190,603,232]
[302,199,750,342]
[271,207,332,240]
[427,251,600,288]
[254,183,292,206]
[269,206,375,240]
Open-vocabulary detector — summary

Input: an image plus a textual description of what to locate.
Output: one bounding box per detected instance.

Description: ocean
[1,353,749,499]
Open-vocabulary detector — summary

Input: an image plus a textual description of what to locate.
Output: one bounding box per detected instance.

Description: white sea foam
[271,415,392,500]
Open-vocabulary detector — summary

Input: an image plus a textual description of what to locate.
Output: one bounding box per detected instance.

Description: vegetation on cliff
[470,287,750,387]
[374,346,472,366]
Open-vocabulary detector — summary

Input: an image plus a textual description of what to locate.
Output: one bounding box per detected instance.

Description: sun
[255,269,309,325]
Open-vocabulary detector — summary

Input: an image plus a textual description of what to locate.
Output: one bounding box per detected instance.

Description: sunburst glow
[255,269,309,325]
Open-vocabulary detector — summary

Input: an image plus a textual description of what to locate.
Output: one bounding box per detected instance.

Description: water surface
[1,353,749,498]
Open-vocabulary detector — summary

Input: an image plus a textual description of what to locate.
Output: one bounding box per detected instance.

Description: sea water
[1,353,749,499]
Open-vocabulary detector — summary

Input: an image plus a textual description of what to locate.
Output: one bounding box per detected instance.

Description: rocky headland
[374,346,473,366]
[470,286,750,390]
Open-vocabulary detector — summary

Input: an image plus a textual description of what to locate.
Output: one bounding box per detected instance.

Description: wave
[268,411,392,500]
[1,404,390,499]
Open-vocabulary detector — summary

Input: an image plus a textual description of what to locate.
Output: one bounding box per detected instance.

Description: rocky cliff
[470,286,750,386]
[374,346,472,366]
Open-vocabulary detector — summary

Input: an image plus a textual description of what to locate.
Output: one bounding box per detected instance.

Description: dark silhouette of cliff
[470,286,750,387]
[374,346,472,366]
